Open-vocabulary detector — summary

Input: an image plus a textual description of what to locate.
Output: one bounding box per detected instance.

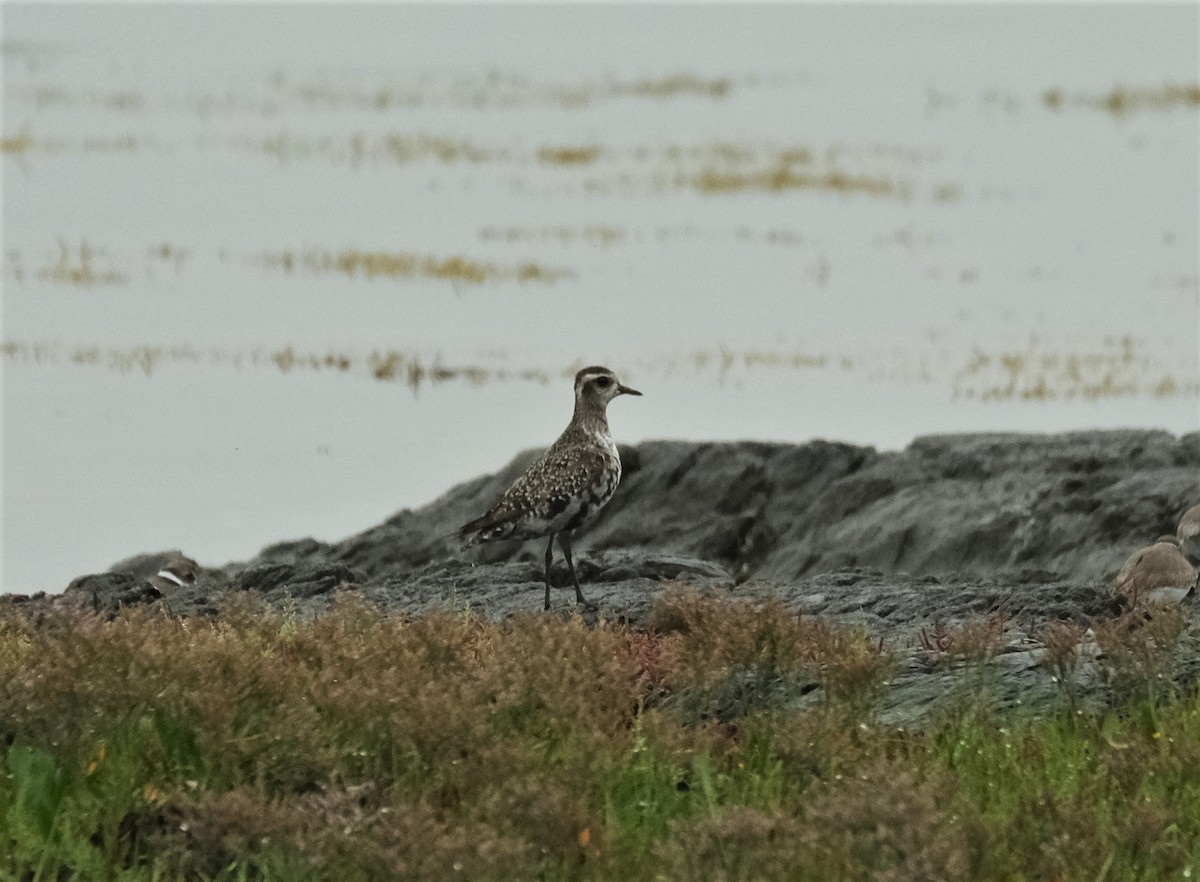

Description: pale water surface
[2,4,1198,592]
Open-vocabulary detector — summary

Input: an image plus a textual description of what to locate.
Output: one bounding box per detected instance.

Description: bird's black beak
[617,384,642,397]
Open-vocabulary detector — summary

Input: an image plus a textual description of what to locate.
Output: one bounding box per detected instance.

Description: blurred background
[2,4,1197,593]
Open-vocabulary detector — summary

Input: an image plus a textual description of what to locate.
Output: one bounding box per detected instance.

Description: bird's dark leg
[544,533,555,611]
[558,533,595,609]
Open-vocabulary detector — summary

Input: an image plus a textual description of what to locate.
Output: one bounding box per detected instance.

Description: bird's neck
[570,400,611,438]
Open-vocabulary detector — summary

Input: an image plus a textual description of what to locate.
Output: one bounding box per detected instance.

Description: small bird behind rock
[458,365,641,611]
[1112,535,1197,606]
[1177,503,1200,564]
[145,555,199,595]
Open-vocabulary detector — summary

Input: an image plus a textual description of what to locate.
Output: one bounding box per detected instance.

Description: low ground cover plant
[0,590,1197,880]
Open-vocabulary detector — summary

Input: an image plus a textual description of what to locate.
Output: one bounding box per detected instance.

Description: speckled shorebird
[144,554,199,594]
[1177,503,1200,564]
[458,366,641,610]
[1112,535,1198,606]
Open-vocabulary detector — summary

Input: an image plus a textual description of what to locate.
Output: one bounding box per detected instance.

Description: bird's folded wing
[459,446,608,537]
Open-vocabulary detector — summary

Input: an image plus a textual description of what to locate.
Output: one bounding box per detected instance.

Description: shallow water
[2,5,1198,592]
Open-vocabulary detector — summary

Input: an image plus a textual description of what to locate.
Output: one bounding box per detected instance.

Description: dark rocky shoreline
[8,429,1200,723]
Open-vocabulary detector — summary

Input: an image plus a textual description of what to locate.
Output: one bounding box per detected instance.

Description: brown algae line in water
[7,241,130,287]
[686,167,902,197]
[1,341,849,391]
[952,339,1200,401]
[476,225,816,248]
[537,145,602,166]
[4,339,1195,401]
[6,241,563,288]
[211,132,508,167]
[1042,83,1200,115]
[0,130,164,156]
[0,341,560,393]
[477,225,626,247]
[13,74,1195,124]
[8,70,750,117]
[250,249,572,285]
[2,126,930,205]
[6,241,190,288]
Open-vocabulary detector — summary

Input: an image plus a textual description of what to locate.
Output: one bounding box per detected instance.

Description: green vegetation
[1,590,1198,880]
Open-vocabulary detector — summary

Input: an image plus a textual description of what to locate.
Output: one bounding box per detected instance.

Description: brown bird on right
[1177,503,1200,564]
[1112,535,1198,606]
[145,554,199,594]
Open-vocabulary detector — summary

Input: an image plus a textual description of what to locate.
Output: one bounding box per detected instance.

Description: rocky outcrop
[6,430,1199,724]
[228,428,1199,590]
[19,429,1198,619]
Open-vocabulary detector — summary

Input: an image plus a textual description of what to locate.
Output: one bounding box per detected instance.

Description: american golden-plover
[1177,503,1200,564]
[1112,535,1197,606]
[145,554,199,594]
[458,366,641,610]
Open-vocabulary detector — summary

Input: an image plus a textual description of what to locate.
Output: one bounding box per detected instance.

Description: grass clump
[651,587,891,719]
[1092,604,1189,707]
[2,594,1200,880]
[919,613,1010,664]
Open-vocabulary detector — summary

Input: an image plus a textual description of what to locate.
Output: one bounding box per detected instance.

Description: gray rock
[253,429,1195,588]
[63,572,160,618]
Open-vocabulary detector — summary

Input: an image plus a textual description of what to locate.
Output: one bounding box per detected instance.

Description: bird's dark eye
[596,376,612,388]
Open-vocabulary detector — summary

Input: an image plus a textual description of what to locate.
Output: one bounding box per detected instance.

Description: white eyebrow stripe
[156,569,186,587]
[578,371,613,385]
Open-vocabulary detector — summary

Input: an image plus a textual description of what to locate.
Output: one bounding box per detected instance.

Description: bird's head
[574,365,641,409]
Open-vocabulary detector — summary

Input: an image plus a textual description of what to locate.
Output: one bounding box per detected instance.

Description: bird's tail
[451,509,517,547]
[436,521,481,551]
